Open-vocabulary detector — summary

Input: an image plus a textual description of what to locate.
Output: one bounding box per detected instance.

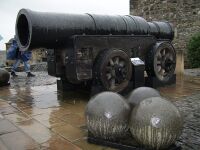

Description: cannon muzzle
[16,9,174,51]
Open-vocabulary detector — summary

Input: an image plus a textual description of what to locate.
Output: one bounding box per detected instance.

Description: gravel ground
[175,93,200,150]
[184,68,200,76]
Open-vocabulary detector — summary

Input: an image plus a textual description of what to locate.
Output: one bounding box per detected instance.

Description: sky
[0,0,129,50]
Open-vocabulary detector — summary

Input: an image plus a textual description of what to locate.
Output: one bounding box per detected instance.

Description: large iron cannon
[15,9,176,92]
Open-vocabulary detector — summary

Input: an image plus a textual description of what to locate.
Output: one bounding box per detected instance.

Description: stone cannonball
[130,97,183,150]
[128,87,160,108]
[85,92,130,140]
[0,69,10,86]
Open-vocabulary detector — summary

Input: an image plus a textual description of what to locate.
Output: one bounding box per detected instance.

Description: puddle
[159,75,200,100]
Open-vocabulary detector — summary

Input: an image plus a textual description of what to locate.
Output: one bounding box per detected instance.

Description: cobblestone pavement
[0,71,199,150]
[184,68,200,77]
[175,94,200,150]
[159,74,200,150]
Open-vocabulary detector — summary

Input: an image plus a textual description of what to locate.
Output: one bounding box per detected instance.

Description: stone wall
[130,0,200,68]
[0,51,6,67]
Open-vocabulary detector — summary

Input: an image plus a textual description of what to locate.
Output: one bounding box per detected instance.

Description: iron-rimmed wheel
[94,49,132,92]
[145,42,176,82]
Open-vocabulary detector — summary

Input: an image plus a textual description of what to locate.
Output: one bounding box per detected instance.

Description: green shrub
[187,32,200,68]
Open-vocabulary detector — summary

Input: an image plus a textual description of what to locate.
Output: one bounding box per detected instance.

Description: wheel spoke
[115,57,119,65]
[164,53,170,59]
[157,66,162,72]
[111,69,115,76]
[160,75,164,80]
[162,49,166,56]
[169,54,174,60]
[157,53,162,60]
[161,69,165,75]
[156,60,161,65]
[159,51,163,58]
[109,59,114,66]
[106,73,112,80]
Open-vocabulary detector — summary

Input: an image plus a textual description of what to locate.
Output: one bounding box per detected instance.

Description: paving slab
[4,112,30,123]
[33,113,65,129]
[41,135,81,150]
[52,123,86,142]
[0,140,8,150]
[0,131,39,150]
[0,106,19,115]
[0,119,18,134]
[16,119,52,144]
[60,113,86,127]
[0,100,10,108]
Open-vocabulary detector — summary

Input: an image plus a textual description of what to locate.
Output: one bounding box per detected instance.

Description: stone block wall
[130,0,200,68]
[0,51,6,67]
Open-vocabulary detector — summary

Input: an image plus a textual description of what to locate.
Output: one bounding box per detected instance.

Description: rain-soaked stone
[0,131,39,150]
[0,69,10,86]
[0,71,200,149]
[4,112,30,123]
[130,97,183,150]
[61,113,86,127]
[86,92,130,140]
[52,123,86,142]
[41,135,81,150]
[128,87,160,108]
[174,93,200,150]
[0,106,19,115]
[0,119,18,134]
[16,119,52,144]
[0,140,8,150]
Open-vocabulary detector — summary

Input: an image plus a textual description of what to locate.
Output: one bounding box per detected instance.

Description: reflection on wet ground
[0,72,200,150]
[159,75,200,99]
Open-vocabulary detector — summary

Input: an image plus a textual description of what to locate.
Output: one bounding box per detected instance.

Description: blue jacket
[7,38,32,61]
[7,39,18,60]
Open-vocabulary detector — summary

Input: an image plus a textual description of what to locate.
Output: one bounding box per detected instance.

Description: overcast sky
[0,0,129,50]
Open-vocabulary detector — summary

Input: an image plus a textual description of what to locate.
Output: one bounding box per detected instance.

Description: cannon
[15,9,176,92]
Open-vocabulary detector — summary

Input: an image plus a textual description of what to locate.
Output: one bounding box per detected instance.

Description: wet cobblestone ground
[0,71,200,150]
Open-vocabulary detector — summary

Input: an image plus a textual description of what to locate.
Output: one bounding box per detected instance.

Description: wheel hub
[164,59,174,72]
[105,56,129,89]
[114,65,125,83]
[155,47,176,80]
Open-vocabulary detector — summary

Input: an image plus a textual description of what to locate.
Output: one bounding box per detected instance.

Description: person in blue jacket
[10,37,35,77]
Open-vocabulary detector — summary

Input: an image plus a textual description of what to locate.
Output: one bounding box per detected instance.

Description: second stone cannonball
[128,87,160,107]
[130,97,183,150]
[0,69,10,86]
[85,92,130,140]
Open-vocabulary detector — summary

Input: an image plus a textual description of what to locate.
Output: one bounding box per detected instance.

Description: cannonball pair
[85,87,183,150]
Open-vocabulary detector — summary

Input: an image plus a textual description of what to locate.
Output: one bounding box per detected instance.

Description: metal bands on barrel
[15,9,174,51]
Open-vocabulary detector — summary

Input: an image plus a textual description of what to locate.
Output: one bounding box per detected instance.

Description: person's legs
[23,61,30,73]
[23,61,35,77]
[11,59,21,76]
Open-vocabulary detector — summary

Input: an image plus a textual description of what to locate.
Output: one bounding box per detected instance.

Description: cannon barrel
[15,9,174,51]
